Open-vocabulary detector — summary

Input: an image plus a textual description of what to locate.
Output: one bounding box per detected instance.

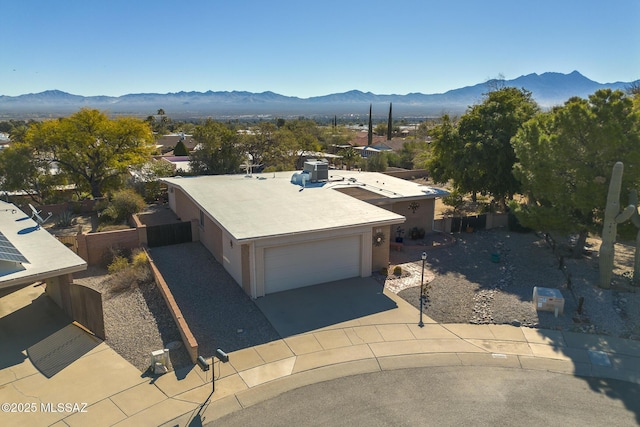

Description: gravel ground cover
[73,267,193,373]
[74,229,639,374]
[393,230,640,339]
[148,242,281,359]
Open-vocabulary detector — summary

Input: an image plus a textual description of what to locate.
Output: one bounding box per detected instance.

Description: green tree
[242,122,277,169]
[269,127,299,170]
[397,140,427,169]
[129,158,175,202]
[374,123,387,136]
[457,87,538,204]
[423,114,460,186]
[25,109,155,198]
[512,89,640,256]
[363,152,388,172]
[189,119,243,175]
[321,124,353,153]
[340,146,360,171]
[0,142,61,203]
[173,139,189,156]
[425,87,538,204]
[282,119,320,152]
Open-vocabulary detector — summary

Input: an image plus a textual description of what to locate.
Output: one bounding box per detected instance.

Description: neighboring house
[354,145,382,158]
[0,201,86,292]
[161,156,191,174]
[163,165,448,298]
[155,133,196,154]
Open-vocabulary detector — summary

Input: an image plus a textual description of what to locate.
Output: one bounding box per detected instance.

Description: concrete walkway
[1,284,640,426]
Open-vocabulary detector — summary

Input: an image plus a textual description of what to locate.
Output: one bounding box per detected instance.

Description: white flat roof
[0,201,87,289]
[164,171,409,241]
[325,170,449,200]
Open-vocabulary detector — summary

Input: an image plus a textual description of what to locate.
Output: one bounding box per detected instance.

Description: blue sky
[2,0,639,98]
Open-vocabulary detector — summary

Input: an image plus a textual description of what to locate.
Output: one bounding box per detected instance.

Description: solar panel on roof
[0,231,29,264]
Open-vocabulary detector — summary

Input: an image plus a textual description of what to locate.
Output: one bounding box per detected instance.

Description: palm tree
[340,147,359,171]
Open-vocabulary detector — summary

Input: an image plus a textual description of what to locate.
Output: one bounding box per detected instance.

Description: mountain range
[0,71,637,119]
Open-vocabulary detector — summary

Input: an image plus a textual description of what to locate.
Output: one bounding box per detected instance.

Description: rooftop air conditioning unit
[303,160,328,182]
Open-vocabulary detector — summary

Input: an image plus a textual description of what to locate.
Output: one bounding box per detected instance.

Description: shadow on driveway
[149,243,399,356]
[255,277,397,337]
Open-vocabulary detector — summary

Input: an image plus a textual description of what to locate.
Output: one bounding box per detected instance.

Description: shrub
[393,265,402,276]
[101,189,146,224]
[131,249,148,268]
[380,267,388,276]
[442,189,464,213]
[108,256,130,274]
[409,227,425,240]
[55,210,74,227]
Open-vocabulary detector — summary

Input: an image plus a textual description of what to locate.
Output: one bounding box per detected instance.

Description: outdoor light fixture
[196,356,210,371]
[211,348,230,393]
[215,348,229,363]
[419,251,427,327]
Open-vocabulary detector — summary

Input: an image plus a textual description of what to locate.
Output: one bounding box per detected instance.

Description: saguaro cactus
[627,190,640,286]
[599,162,636,288]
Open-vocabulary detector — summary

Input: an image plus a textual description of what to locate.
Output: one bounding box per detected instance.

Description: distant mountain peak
[1,71,636,118]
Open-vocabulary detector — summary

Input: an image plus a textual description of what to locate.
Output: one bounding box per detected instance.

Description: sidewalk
[1,285,639,427]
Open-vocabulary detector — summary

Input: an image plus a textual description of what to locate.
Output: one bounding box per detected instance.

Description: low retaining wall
[144,248,199,364]
[76,228,140,266]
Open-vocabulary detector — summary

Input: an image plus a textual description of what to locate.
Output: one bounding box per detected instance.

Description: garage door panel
[264,235,361,294]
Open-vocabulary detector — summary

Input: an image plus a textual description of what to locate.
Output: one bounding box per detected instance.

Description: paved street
[211,366,640,426]
[2,278,640,426]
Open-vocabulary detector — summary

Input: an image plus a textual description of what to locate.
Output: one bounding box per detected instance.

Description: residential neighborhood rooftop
[162,170,447,242]
[0,201,87,289]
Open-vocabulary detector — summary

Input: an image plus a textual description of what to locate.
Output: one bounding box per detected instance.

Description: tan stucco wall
[172,186,223,262]
[389,199,435,233]
[222,229,242,286]
[371,225,391,273]
[76,228,140,266]
[204,216,223,262]
[241,244,251,296]
[173,187,198,226]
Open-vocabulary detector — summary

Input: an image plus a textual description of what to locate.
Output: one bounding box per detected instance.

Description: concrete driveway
[254,277,402,337]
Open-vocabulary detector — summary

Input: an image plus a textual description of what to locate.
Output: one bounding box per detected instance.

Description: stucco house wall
[390,199,435,234]
[371,225,391,272]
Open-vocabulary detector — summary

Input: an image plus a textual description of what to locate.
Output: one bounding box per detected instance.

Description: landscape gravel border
[393,230,640,339]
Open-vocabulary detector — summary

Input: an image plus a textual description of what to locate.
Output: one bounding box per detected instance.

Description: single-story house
[162,166,447,298]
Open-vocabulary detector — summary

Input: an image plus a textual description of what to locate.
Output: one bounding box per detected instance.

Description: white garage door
[264,235,361,294]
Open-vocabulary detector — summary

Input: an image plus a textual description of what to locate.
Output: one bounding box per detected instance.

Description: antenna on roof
[242,155,261,178]
[29,204,52,229]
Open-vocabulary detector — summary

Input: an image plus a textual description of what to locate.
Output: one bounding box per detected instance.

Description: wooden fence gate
[56,235,78,254]
[69,284,105,339]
